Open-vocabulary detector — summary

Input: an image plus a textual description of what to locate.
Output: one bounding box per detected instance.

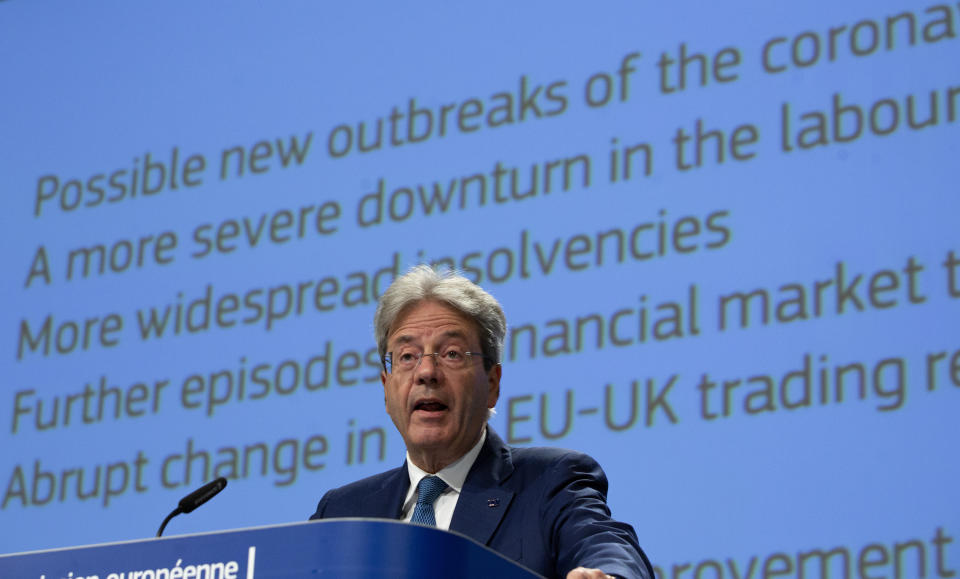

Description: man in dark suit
[311,266,654,579]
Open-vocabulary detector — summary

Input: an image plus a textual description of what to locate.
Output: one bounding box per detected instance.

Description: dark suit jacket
[310,428,654,579]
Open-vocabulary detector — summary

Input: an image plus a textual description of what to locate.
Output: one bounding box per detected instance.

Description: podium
[0,519,543,578]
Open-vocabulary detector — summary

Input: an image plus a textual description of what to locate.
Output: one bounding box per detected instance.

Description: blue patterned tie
[411,476,448,526]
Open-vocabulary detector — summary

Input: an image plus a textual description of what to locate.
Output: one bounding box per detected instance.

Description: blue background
[1,1,957,572]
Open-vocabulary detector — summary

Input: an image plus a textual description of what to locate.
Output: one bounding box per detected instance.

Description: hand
[566,567,616,579]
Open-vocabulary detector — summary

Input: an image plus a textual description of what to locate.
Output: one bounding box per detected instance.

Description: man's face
[381,300,500,472]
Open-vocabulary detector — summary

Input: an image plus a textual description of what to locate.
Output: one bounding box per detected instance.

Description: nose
[415,353,441,384]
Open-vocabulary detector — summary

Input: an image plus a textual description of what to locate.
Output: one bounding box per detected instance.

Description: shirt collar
[405,426,487,494]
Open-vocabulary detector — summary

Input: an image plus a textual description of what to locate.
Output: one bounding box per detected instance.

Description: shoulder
[510,444,600,468]
[327,467,404,496]
[487,427,600,470]
[507,445,609,503]
[310,466,406,520]
[495,436,607,487]
[479,428,607,494]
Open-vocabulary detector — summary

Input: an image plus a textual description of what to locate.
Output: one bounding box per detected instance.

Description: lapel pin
[487,498,500,508]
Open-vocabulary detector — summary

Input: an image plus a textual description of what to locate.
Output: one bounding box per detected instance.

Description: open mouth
[414,400,449,413]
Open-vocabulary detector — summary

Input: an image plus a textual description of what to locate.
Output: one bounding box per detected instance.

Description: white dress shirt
[400,427,487,530]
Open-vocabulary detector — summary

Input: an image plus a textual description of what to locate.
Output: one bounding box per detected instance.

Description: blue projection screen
[1,1,958,575]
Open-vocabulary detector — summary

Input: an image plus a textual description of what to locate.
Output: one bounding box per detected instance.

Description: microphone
[179,476,228,513]
[156,477,228,537]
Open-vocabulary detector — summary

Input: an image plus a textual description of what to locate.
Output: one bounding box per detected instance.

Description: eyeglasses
[384,347,494,374]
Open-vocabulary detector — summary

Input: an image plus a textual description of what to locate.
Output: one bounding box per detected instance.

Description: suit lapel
[367,465,411,519]
[450,428,516,545]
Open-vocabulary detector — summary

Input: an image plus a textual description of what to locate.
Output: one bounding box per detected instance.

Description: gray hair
[375,265,506,370]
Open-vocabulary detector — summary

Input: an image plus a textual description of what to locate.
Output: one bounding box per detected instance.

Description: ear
[486,364,501,408]
[381,370,389,409]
